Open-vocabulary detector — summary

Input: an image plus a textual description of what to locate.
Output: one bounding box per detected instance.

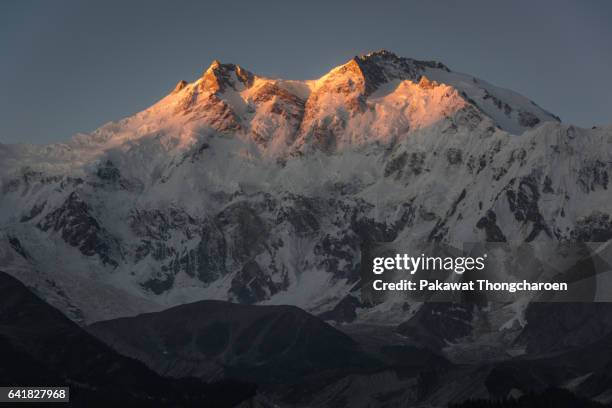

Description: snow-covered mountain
[0,50,609,327]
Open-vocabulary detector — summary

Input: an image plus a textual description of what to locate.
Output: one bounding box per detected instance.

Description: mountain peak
[318,50,452,97]
[209,59,222,69]
[356,49,449,70]
[418,75,438,89]
[324,50,418,96]
[201,60,254,93]
[172,80,188,93]
[359,49,400,61]
[87,51,560,152]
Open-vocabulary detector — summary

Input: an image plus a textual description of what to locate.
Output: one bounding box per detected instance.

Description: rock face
[37,191,122,267]
[0,50,609,327]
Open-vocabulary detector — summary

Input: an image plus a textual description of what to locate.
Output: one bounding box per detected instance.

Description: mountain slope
[88,298,457,406]
[88,300,380,388]
[0,271,255,407]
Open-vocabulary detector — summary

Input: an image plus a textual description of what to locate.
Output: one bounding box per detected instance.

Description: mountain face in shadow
[88,300,380,389]
[484,328,612,402]
[516,302,612,355]
[88,299,458,406]
[0,271,255,407]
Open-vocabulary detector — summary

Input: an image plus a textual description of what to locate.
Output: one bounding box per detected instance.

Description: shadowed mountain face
[88,300,380,388]
[86,298,612,407]
[516,302,612,354]
[88,299,458,406]
[484,329,612,402]
[0,271,255,407]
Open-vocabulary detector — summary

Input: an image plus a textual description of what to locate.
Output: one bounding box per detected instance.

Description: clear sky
[1,0,611,144]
